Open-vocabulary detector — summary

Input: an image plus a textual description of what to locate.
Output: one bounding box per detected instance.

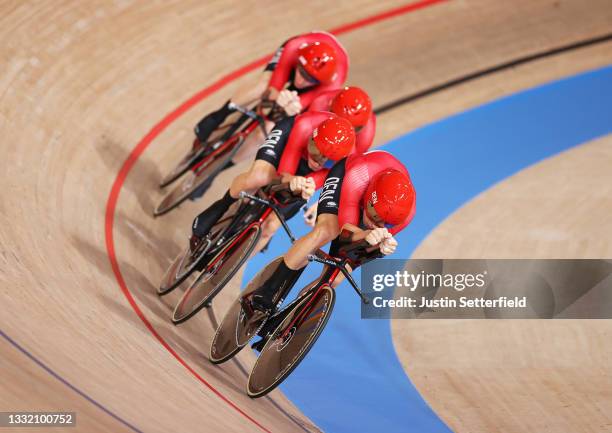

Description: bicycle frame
[264,245,378,342]
[191,103,270,173]
[200,187,303,275]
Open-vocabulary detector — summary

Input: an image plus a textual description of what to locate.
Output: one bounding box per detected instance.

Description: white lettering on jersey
[319,176,340,203]
[260,128,283,150]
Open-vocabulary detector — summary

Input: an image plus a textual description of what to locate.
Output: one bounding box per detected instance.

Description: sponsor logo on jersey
[260,128,283,150]
[319,176,340,206]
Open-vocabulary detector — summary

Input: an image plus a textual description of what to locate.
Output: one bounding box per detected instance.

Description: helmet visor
[307,136,328,166]
[297,64,321,86]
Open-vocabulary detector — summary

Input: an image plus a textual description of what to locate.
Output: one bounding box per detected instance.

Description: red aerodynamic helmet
[364,169,415,226]
[331,86,373,127]
[312,116,355,161]
[297,42,338,84]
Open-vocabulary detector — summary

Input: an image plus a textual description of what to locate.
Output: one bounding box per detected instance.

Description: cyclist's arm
[308,90,334,112]
[267,38,297,91]
[231,71,273,107]
[353,114,376,155]
[284,213,340,270]
[307,168,330,190]
[277,119,307,177]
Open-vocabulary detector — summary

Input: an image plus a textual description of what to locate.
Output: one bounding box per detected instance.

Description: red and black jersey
[264,32,349,109]
[317,151,415,235]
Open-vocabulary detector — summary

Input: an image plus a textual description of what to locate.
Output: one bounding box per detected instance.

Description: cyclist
[243,150,416,312]
[303,86,375,225]
[189,112,356,254]
[189,31,349,188]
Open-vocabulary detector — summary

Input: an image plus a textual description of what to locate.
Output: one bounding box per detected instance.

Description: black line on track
[374,32,612,115]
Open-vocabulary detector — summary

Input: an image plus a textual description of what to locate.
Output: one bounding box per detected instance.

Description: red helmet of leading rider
[312,116,355,161]
[331,86,372,127]
[364,169,415,226]
[297,42,337,84]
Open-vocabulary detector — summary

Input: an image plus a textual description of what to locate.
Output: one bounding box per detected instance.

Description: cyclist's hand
[303,202,318,227]
[380,236,398,255]
[277,89,302,116]
[365,228,392,247]
[289,176,315,200]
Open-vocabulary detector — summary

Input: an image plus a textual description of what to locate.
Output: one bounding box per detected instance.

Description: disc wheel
[153,135,243,217]
[247,285,335,398]
[209,257,283,364]
[172,225,261,324]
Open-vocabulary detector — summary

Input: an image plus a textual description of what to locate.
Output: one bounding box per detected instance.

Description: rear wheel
[247,285,335,398]
[209,257,283,364]
[172,225,261,324]
[153,135,244,217]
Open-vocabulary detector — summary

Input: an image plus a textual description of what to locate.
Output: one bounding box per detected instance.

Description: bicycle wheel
[158,145,206,188]
[209,257,283,364]
[172,225,261,324]
[156,209,239,296]
[159,116,245,188]
[153,135,243,217]
[247,285,335,398]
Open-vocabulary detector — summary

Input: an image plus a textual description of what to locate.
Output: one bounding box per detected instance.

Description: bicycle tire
[172,225,261,324]
[247,285,335,398]
[209,257,284,364]
[159,116,246,188]
[156,209,239,296]
[153,135,243,217]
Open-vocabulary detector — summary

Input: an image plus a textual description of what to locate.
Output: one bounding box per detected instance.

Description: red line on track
[103,1,447,431]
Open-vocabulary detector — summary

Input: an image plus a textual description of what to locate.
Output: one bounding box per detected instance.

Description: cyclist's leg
[246,258,305,312]
[253,214,281,255]
[191,160,276,245]
[195,116,274,202]
[194,72,271,144]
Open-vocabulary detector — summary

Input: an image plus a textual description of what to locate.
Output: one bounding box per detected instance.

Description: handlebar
[238,184,305,243]
[228,102,268,137]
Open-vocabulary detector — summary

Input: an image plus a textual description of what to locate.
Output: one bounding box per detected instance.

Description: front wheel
[158,144,207,189]
[172,225,261,324]
[247,285,335,398]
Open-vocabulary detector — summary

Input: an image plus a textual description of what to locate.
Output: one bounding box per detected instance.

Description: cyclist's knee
[245,168,272,190]
[261,217,281,239]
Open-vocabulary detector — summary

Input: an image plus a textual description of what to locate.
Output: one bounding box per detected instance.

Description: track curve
[2,1,612,432]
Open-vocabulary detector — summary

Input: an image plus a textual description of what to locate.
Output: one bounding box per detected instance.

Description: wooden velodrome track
[1,1,611,432]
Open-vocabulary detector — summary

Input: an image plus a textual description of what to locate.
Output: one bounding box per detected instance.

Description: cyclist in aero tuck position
[189,31,349,197]
[303,85,375,225]
[242,150,417,312]
[189,112,358,256]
